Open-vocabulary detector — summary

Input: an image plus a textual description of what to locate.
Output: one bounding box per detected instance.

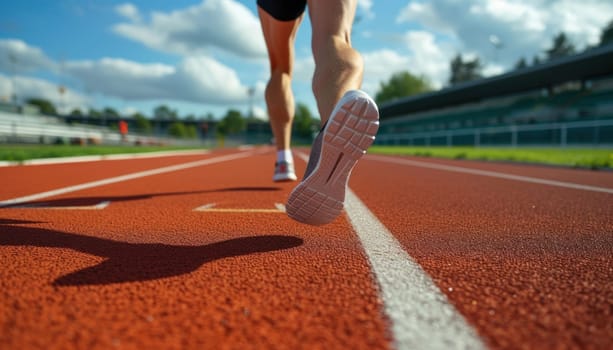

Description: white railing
[376,119,613,147]
[0,111,205,146]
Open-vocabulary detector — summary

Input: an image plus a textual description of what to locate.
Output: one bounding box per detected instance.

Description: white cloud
[360,30,456,94]
[65,58,176,100]
[115,3,141,22]
[0,76,12,103]
[112,0,266,58]
[396,2,455,37]
[121,105,140,116]
[547,0,613,46]
[0,39,56,74]
[293,55,315,83]
[362,49,411,95]
[468,1,547,33]
[167,56,251,103]
[357,0,375,19]
[401,31,451,88]
[0,37,261,111]
[65,55,254,105]
[252,105,268,120]
[0,73,90,113]
[396,0,613,72]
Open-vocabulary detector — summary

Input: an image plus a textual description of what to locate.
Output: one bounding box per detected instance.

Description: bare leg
[286,0,379,225]
[307,0,363,125]
[257,7,303,151]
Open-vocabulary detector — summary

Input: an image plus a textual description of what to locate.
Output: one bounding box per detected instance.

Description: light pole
[58,85,66,116]
[489,34,503,64]
[8,53,18,106]
[247,86,255,119]
[58,57,66,116]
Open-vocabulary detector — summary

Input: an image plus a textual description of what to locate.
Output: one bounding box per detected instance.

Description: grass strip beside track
[369,146,613,170]
[0,144,204,162]
[2,144,612,170]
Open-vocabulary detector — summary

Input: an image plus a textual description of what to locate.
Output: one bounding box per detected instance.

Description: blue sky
[1,0,612,120]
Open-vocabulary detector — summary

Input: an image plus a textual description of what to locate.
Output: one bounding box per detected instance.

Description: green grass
[369,146,613,170]
[2,144,612,170]
[0,144,203,162]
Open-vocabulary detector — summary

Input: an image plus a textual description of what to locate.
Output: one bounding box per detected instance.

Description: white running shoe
[285,90,379,225]
[273,161,298,182]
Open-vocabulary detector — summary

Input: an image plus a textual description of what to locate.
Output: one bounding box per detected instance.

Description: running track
[0,146,611,349]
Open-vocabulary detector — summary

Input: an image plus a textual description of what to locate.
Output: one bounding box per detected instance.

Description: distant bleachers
[0,111,196,146]
[376,83,613,147]
[0,111,116,144]
[377,45,613,147]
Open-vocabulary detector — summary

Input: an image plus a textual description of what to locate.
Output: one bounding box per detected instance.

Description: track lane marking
[345,190,486,349]
[193,203,286,213]
[295,151,486,349]
[0,149,211,167]
[0,150,256,208]
[367,155,613,194]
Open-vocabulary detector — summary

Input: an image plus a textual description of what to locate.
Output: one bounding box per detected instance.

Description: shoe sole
[286,91,379,225]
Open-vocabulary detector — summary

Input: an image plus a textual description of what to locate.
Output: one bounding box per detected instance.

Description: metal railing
[0,111,206,146]
[376,119,613,147]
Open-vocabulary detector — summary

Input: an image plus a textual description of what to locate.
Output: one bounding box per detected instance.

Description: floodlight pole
[489,35,503,64]
[8,53,18,106]
[247,86,255,119]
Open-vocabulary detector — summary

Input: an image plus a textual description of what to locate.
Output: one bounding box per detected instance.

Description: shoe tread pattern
[286,92,379,225]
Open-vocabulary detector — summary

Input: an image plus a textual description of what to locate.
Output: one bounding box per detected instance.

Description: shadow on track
[0,218,302,286]
[5,186,282,208]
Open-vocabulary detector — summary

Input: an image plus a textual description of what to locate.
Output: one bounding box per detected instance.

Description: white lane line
[367,155,613,194]
[0,149,210,167]
[295,151,485,349]
[0,151,255,208]
[193,203,286,213]
[274,202,286,212]
[345,190,486,349]
[193,203,217,211]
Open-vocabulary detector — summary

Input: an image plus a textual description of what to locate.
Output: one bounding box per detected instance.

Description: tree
[545,32,575,61]
[26,98,57,115]
[514,57,529,70]
[375,71,431,105]
[294,103,318,138]
[133,112,152,134]
[449,54,483,85]
[599,20,613,47]
[88,108,102,119]
[168,121,197,139]
[186,125,198,139]
[153,105,178,121]
[70,108,83,116]
[244,113,261,124]
[168,122,188,138]
[103,107,120,118]
[217,109,245,136]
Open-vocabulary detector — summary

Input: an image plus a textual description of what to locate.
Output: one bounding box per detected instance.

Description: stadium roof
[380,45,613,119]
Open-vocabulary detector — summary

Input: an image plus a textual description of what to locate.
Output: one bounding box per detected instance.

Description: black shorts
[257,0,307,21]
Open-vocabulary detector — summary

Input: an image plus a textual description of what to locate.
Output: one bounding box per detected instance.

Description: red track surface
[1,147,611,349]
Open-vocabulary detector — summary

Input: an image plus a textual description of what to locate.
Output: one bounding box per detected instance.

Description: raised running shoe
[285,90,379,225]
[273,160,298,182]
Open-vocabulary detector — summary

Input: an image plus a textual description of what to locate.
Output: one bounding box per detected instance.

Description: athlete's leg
[307,0,363,125]
[257,7,303,152]
[286,0,378,225]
